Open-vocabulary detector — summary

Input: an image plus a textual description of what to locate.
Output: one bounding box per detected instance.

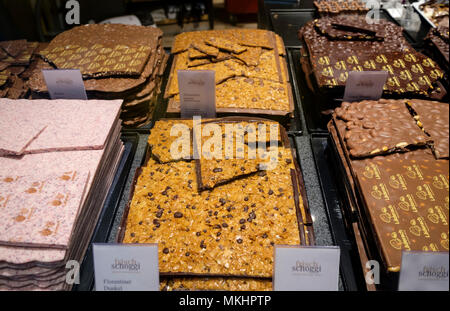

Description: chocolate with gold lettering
[353,159,449,271]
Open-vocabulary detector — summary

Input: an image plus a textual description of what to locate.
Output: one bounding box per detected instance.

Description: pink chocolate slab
[0,100,48,156]
[24,99,122,154]
[0,99,122,154]
[0,246,66,264]
[0,150,104,265]
[0,171,90,248]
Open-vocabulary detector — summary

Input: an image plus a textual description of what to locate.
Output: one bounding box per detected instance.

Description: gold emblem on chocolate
[346,56,358,64]
[432,176,445,190]
[398,196,410,211]
[371,185,383,200]
[422,58,435,68]
[321,67,334,77]
[363,166,375,179]
[363,60,376,69]
[427,208,440,224]
[416,186,428,200]
[404,53,417,62]
[94,55,107,62]
[380,208,392,223]
[389,232,403,250]
[393,59,406,68]
[389,176,400,189]
[411,63,424,74]
[338,72,348,82]
[409,219,422,237]
[60,50,74,57]
[441,233,449,250]
[99,48,113,55]
[85,50,98,58]
[318,56,330,65]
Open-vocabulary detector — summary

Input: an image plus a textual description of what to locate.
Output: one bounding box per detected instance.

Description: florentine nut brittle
[123,148,302,277]
[161,277,272,291]
[205,37,247,54]
[191,42,219,58]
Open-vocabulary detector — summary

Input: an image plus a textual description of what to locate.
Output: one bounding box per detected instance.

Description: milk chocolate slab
[407,100,449,159]
[40,44,151,78]
[39,24,162,79]
[353,158,449,271]
[334,100,431,158]
[29,46,160,94]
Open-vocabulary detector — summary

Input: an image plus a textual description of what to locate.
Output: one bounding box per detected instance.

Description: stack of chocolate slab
[298,15,447,100]
[0,40,44,99]
[328,98,449,286]
[26,24,168,128]
[0,98,124,290]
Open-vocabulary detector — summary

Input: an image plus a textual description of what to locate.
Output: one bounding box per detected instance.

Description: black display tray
[288,48,330,133]
[270,9,316,48]
[310,133,368,291]
[314,133,401,290]
[72,132,139,291]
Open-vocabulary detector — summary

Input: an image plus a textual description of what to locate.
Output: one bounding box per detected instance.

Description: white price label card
[42,69,87,100]
[178,70,216,118]
[274,246,340,291]
[398,251,449,291]
[93,244,159,291]
[343,71,388,102]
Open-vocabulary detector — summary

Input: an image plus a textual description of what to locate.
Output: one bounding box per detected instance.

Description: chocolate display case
[324,99,449,290]
[116,117,315,289]
[163,29,296,125]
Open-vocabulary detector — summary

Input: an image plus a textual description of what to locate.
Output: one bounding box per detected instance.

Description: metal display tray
[270,9,317,48]
[312,133,402,291]
[115,117,315,279]
[72,133,139,291]
[310,133,369,291]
